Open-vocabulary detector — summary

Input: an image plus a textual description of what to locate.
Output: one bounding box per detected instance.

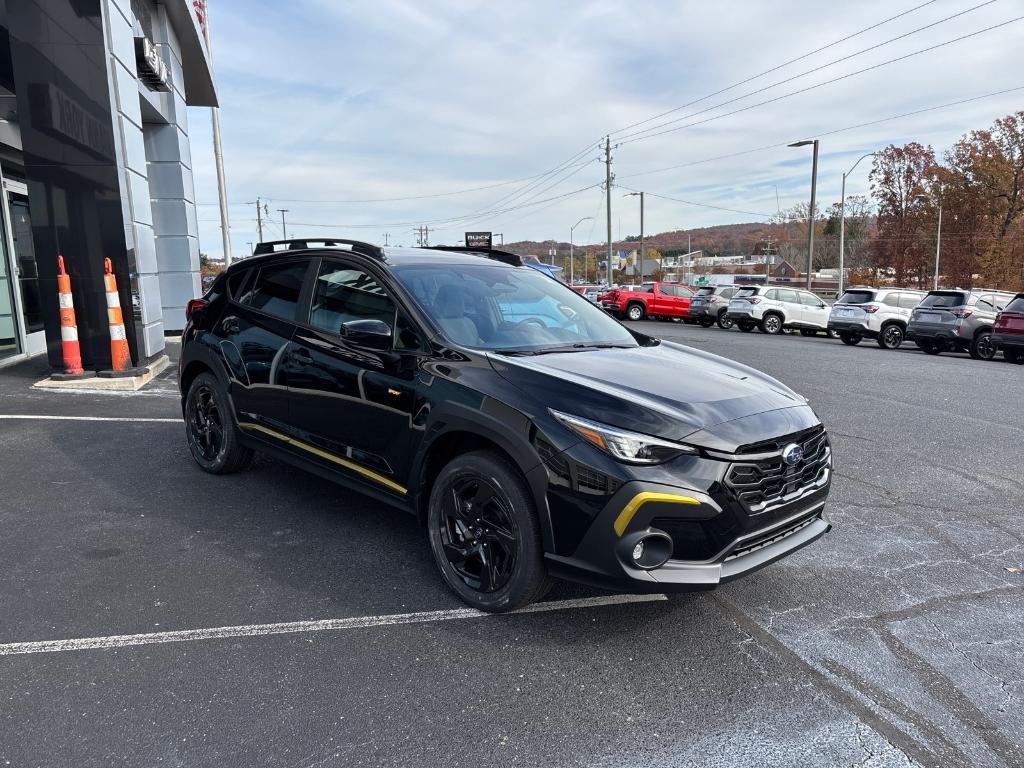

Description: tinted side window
[309,262,396,333]
[241,260,310,320]
[227,268,252,299]
[899,293,922,309]
[1006,297,1024,312]
[798,292,820,306]
[880,292,900,307]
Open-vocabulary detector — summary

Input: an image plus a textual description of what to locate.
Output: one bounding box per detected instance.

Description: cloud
[190,0,1024,256]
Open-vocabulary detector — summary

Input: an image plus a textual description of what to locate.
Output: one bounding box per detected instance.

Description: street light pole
[933,195,943,290]
[789,140,819,290]
[624,191,644,284]
[278,209,289,239]
[569,216,593,285]
[838,151,878,296]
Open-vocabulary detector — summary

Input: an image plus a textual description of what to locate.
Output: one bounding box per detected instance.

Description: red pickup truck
[600,282,694,321]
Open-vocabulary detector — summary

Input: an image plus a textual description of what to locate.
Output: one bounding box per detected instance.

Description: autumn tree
[869,143,938,287]
[824,195,874,275]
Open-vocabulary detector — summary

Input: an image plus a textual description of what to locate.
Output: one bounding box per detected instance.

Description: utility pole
[604,137,613,267]
[278,209,289,239]
[254,198,264,242]
[202,3,232,266]
[383,233,390,247]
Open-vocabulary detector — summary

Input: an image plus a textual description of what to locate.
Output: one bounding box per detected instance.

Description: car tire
[969,331,996,361]
[427,451,552,613]
[184,371,254,474]
[799,329,817,337]
[878,323,905,350]
[699,319,714,328]
[920,341,942,355]
[626,303,646,322]
[760,313,784,335]
[716,311,734,330]
[1004,349,1024,364]
[840,333,861,346]
[738,321,755,332]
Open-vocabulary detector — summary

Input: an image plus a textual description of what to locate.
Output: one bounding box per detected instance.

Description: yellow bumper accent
[239,422,407,495]
[613,492,700,536]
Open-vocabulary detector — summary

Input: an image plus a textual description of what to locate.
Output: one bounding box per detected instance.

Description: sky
[189,0,1024,259]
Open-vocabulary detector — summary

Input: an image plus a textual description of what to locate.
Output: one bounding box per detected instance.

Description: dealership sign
[465,232,492,249]
[134,37,170,92]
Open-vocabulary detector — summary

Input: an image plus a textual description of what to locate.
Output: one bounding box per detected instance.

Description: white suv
[724,286,831,335]
[827,287,926,349]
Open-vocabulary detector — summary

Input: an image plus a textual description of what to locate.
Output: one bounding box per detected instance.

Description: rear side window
[720,287,736,299]
[899,293,923,309]
[241,260,310,320]
[735,287,759,298]
[1006,297,1024,312]
[227,269,252,299]
[837,290,874,304]
[880,293,900,307]
[696,287,715,296]
[776,289,799,304]
[919,292,967,308]
[974,295,996,312]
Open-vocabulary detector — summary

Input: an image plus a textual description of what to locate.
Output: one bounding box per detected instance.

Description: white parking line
[0,415,180,422]
[0,594,667,656]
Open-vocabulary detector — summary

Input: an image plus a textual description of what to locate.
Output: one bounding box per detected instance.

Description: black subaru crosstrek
[179,239,832,612]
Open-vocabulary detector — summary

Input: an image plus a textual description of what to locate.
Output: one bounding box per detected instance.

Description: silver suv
[827,286,926,349]
[688,285,739,328]
[724,285,831,335]
[906,289,1017,359]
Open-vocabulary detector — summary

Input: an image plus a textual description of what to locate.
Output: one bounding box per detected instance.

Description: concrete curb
[33,355,170,392]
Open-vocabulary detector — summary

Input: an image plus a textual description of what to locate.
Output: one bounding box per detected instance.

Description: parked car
[906,289,1017,359]
[179,239,832,612]
[827,286,926,349]
[724,286,831,335]
[688,285,739,329]
[571,284,602,304]
[991,292,1024,364]
[600,281,694,321]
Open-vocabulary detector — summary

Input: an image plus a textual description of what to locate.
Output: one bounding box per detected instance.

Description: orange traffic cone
[103,258,131,372]
[55,255,86,377]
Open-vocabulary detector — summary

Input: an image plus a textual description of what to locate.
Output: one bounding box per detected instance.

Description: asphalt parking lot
[1,329,1021,768]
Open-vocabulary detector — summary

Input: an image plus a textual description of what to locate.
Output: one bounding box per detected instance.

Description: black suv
[179,239,832,612]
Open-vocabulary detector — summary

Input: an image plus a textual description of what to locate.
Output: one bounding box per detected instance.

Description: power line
[608,0,943,138]
[618,85,1024,182]
[618,15,1024,147]
[620,186,774,219]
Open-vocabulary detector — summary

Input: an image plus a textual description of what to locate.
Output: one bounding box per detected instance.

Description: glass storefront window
[0,206,19,359]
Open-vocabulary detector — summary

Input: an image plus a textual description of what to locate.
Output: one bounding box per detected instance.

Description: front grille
[726,427,831,514]
[725,512,820,561]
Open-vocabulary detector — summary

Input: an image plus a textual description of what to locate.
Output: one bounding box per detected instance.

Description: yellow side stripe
[613,492,700,537]
[239,422,407,495]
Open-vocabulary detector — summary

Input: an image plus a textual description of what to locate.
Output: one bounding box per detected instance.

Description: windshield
[392,263,639,352]
[735,287,759,297]
[837,290,874,304]
[920,291,968,308]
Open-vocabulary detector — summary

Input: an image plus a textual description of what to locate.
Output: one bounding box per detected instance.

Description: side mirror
[341,319,392,351]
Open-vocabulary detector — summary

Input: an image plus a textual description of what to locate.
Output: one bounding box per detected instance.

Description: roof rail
[422,245,523,267]
[253,238,384,260]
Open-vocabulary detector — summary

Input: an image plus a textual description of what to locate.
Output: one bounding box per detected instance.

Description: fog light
[632,541,645,561]
[619,529,673,570]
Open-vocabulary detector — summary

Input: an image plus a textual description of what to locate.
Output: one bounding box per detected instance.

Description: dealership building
[0,0,214,372]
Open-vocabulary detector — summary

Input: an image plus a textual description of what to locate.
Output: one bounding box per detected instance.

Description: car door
[281,257,421,497]
[219,258,312,436]
[656,284,681,317]
[798,290,828,328]
[774,289,798,324]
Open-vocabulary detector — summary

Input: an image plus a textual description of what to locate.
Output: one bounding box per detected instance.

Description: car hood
[487,341,811,443]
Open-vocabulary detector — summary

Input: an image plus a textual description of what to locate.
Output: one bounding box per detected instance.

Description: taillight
[186,298,207,322]
[861,304,879,313]
[707,295,719,303]
[952,308,973,319]
[749,297,763,304]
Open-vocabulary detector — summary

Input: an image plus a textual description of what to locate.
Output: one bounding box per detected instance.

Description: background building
[0,0,215,371]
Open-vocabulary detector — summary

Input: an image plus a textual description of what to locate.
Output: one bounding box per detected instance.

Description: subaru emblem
[782,443,803,466]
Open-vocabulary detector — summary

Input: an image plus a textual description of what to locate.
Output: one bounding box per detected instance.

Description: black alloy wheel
[970,332,997,361]
[428,452,550,612]
[878,324,905,350]
[920,341,942,355]
[716,311,734,330]
[840,333,861,346]
[185,372,253,474]
[761,314,783,335]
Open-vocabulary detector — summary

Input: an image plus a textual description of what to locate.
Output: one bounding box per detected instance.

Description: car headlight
[549,410,697,464]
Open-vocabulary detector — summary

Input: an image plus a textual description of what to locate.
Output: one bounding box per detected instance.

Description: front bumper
[539,418,832,592]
